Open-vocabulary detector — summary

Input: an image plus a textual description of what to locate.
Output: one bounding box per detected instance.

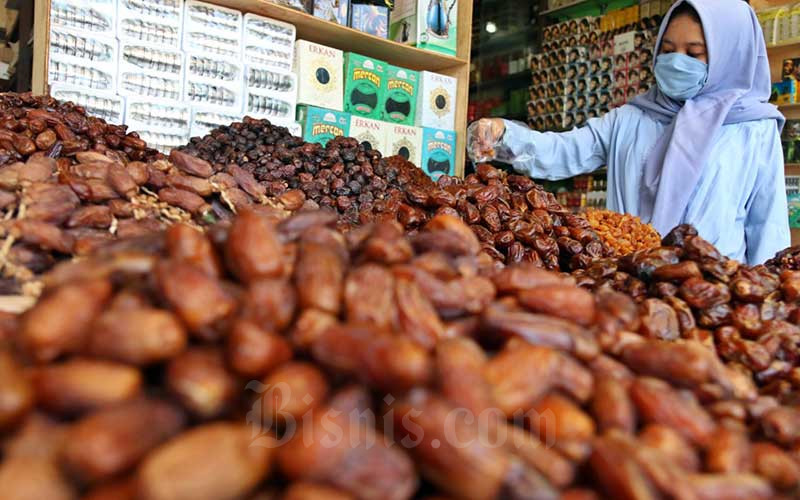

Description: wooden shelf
[767,40,800,53]
[209,1,467,70]
[786,163,800,176]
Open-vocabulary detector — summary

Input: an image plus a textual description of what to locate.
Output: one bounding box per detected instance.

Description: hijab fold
[629,0,785,236]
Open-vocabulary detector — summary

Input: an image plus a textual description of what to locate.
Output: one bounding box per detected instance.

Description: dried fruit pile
[2,210,800,499]
[0,93,162,166]
[179,119,609,269]
[767,245,800,273]
[584,209,661,256]
[574,224,800,395]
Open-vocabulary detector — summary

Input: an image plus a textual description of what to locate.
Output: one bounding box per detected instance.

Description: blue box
[297,105,351,146]
[420,127,455,180]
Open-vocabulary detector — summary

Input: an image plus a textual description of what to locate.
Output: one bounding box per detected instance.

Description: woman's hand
[467,118,506,163]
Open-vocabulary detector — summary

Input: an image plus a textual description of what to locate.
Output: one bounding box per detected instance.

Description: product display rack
[31,0,474,177]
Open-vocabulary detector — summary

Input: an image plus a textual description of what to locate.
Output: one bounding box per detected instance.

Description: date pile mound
[574,224,800,396]
[767,246,800,273]
[0,93,161,166]
[584,209,661,256]
[3,211,800,499]
[178,119,607,270]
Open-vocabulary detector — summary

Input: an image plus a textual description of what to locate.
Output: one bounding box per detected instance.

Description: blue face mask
[654,52,709,101]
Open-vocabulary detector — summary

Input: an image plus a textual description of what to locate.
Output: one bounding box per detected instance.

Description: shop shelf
[206,0,467,71]
[767,40,800,53]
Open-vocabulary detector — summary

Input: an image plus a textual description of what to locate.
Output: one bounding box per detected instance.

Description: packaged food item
[297,105,350,146]
[49,50,117,93]
[349,115,389,154]
[124,98,191,136]
[381,65,418,125]
[183,0,242,59]
[243,65,297,121]
[184,54,244,111]
[344,53,386,119]
[349,2,391,38]
[271,0,312,12]
[49,84,125,125]
[390,0,458,55]
[294,40,344,111]
[420,127,455,180]
[772,79,797,105]
[314,0,350,25]
[387,123,422,166]
[117,0,183,48]
[49,27,116,66]
[242,14,296,73]
[189,107,242,138]
[50,0,115,38]
[416,70,456,131]
[118,42,184,100]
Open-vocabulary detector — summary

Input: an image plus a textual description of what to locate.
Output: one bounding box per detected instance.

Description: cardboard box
[294,40,344,111]
[349,3,390,38]
[382,65,418,125]
[387,123,422,167]
[297,105,350,146]
[416,70,456,131]
[344,53,386,119]
[420,127,455,180]
[313,0,350,25]
[349,115,388,154]
[390,0,458,56]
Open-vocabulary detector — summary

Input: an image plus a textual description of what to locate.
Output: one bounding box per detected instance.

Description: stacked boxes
[349,116,389,153]
[182,0,242,58]
[50,84,126,125]
[420,128,456,180]
[417,70,456,130]
[344,53,386,119]
[244,65,297,121]
[118,42,184,101]
[124,99,191,153]
[294,40,344,111]
[387,123,423,167]
[117,0,184,48]
[383,65,418,125]
[243,14,295,72]
[297,105,350,146]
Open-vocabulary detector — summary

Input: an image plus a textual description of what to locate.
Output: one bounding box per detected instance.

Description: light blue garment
[500,105,790,265]
[653,53,708,101]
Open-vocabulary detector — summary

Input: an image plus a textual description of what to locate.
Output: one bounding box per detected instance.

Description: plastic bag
[466,118,529,165]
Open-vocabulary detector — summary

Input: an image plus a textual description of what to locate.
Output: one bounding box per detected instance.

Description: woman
[467,0,788,265]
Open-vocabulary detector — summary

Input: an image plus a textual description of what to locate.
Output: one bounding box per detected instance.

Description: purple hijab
[629,0,784,236]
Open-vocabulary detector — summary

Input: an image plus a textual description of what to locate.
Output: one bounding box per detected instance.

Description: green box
[297,105,351,147]
[382,65,418,125]
[344,53,386,119]
[420,127,456,180]
[390,0,458,56]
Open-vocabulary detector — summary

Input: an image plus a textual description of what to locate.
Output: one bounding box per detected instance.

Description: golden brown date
[168,149,214,178]
[167,348,238,419]
[19,278,111,362]
[345,264,397,329]
[225,210,285,282]
[282,483,355,500]
[137,423,274,500]
[0,349,33,430]
[517,283,595,326]
[395,274,445,350]
[89,306,187,365]
[32,359,142,416]
[639,424,701,472]
[592,376,636,434]
[227,319,291,378]
[165,223,221,278]
[0,457,76,500]
[295,242,345,315]
[705,427,752,474]
[61,399,185,483]
[752,442,800,490]
[259,362,328,425]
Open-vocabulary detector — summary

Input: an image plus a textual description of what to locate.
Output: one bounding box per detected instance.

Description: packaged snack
[344,53,386,119]
[294,40,344,111]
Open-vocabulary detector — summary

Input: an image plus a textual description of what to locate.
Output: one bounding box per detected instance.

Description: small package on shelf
[118,42,184,100]
[390,0,458,55]
[344,53,386,119]
[125,99,191,154]
[50,0,116,38]
[297,105,350,146]
[117,0,183,48]
[294,40,344,111]
[49,51,117,93]
[349,115,388,154]
[314,0,350,25]
[416,70,456,131]
[183,0,242,59]
[383,65,418,125]
[189,106,242,138]
[387,123,422,167]
[350,2,391,38]
[243,14,296,73]
[50,84,125,125]
[49,26,117,67]
[420,127,455,180]
[184,53,244,111]
[244,65,297,121]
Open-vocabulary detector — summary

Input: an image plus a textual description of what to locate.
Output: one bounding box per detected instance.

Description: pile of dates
[767,246,800,273]
[574,224,800,398]
[178,119,607,270]
[584,209,661,256]
[1,210,800,499]
[0,93,162,166]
